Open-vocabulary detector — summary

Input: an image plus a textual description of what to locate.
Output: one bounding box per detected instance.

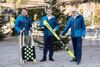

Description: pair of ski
[43,20,75,59]
[19,31,36,64]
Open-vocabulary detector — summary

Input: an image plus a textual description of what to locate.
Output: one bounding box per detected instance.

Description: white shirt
[73,14,79,19]
[47,15,54,20]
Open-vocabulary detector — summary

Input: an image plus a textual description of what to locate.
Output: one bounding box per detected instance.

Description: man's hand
[30,28,33,32]
[41,27,44,29]
[40,27,45,31]
[53,29,56,32]
[59,34,63,38]
[59,33,65,39]
[20,29,25,33]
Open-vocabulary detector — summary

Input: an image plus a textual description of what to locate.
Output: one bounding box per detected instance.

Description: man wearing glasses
[61,7,86,65]
[40,8,59,62]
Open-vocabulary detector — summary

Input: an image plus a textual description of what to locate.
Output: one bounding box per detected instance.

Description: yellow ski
[43,20,75,59]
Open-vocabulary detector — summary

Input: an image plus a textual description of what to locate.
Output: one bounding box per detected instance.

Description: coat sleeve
[61,18,71,35]
[81,16,86,37]
[15,17,21,33]
[40,17,45,28]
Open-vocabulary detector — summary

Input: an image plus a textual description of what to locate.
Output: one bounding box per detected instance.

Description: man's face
[21,9,28,16]
[46,9,52,16]
[71,11,77,16]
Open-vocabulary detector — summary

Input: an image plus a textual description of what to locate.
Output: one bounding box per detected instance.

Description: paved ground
[0,37,100,67]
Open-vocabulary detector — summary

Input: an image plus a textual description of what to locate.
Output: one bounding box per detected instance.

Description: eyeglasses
[72,11,76,12]
[47,10,52,12]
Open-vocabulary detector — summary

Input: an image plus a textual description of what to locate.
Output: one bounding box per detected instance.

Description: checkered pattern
[22,46,36,61]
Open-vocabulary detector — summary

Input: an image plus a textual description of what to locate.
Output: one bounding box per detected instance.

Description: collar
[46,15,54,20]
[20,15,27,18]
[73,14,79,19]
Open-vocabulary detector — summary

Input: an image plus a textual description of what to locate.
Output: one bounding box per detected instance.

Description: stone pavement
[0,37,100,67]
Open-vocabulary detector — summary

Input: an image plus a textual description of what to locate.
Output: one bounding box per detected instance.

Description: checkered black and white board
[22,46,36,61]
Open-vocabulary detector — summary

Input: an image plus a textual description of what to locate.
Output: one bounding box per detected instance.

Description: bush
[54,35,70,50]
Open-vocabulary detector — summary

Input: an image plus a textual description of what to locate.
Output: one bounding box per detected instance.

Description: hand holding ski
[43,20,75,59]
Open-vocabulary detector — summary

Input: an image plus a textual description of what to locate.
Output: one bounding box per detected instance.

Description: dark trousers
[43,35,55,59]
[71,37,82,62]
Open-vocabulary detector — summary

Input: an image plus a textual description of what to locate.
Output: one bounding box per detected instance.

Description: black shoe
[49,58,54,61]
[70,59,77,62]
[77,62,80,65]
[40,58,46,62]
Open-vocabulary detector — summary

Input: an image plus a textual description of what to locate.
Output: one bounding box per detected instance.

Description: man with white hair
[61,7,86,65]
